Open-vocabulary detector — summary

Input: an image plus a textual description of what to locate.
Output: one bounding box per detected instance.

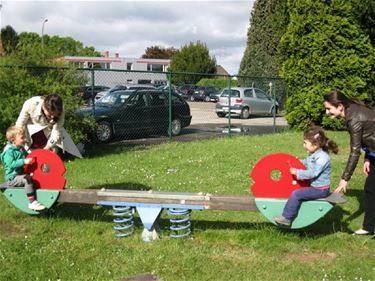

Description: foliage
[0,25,19,55]
[239,0,289,78]
[351,0,375,45]
[0,132,373,281]
[196,78,237,88]
[141,45,178,59]
[18,32,101,57]
[279,0,374,130]
[169,41,217,84]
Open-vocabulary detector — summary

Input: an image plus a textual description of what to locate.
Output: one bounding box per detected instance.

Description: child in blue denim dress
[274,126,339,226]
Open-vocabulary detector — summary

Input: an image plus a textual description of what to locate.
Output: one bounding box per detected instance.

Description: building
[63,51,230,87]
[63,51,171,87]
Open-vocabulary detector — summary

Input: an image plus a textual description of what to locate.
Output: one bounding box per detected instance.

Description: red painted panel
[250,153,309,199]
[24,149,66,190]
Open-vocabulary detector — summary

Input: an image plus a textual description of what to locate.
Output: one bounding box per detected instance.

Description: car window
[221,89,240,97]
[149,92,167,106]
[127,93,147,106]
[244,89,254,98]
[171,93,185,104]
[255,89,269,100]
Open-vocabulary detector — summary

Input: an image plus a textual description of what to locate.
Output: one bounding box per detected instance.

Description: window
[147,64,163,72]
[127,63,132,71]
[255,89,269,100]
[244,89,254,98]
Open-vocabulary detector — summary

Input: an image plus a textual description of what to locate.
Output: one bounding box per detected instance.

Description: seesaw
[0,149,345,240]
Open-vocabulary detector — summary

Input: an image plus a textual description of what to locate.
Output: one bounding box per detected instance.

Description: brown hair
[43,94,63,119]
[304,126,338,154]
[324,89,371,109]
[6,126,25,142]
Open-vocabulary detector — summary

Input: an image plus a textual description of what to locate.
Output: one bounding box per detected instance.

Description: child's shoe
[28,200,46,211]
[274,215,291,227]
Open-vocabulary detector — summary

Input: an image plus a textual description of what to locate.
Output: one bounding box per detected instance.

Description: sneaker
[274,216,291,227]
[352,229,374,236]
[28,200,46,211]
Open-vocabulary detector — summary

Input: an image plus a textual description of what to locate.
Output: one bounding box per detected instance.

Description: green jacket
[0,143,28,181]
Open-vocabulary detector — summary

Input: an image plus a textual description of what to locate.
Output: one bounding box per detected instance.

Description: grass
[1,131,375,281]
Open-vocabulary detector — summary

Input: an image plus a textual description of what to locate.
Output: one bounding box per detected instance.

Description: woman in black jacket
[324,90,375,235]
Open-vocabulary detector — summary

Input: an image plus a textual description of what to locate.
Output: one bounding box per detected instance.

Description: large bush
[279,0,374,129]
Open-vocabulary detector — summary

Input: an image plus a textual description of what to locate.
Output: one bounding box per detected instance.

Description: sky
[0,0,255,74]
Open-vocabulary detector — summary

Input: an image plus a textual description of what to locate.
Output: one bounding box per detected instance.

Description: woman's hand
[43,145,52,151]
[363,160,370,176]
[334,179,348,193]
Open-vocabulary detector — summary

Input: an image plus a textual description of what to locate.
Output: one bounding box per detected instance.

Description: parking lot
[188,101,287,126]
[108,101,288,146]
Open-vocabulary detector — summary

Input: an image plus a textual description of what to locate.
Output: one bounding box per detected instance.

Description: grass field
[0,131,374,281]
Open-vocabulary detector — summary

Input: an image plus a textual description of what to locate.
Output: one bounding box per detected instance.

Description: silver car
[215,87,278,119]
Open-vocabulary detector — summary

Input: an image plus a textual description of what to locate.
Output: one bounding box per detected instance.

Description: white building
[63,52,170,87]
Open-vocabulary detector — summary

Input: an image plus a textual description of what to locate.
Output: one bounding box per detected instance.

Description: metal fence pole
[272,79,276,133]
[168,72,172,141]
[227,75,232,137]
[91,69,95,116]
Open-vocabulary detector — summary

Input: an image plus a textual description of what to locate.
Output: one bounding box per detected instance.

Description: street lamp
[41,18,48,54]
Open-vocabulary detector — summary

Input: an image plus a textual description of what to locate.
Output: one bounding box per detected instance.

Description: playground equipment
[1,150,345,241]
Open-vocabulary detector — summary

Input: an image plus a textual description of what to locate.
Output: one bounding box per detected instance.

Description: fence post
[227,75,232,136]
[91,69,95,115]
[271,79,276,133]
[168,72,172,141]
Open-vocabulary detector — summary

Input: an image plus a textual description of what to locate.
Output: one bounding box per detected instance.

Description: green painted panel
[255,198,333,229]
[2,188,60,215]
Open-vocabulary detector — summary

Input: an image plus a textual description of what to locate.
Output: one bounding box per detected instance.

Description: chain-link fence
[0,65,288,146]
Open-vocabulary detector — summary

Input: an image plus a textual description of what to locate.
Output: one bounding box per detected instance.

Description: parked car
[95,84,156,101]
[215,87,278,119]
[209,90,222,103]
[190,86,221,102]
[77,85,110,101]
[177,84,198,100]
[77,89,192,142]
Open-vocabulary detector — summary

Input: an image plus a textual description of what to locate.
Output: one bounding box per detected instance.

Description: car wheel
[240,108,250,119]
[217,112,226,118]
[171,118,182,136]
[190,96,195,102]
[204,96,211,102]
[96,121,113,143]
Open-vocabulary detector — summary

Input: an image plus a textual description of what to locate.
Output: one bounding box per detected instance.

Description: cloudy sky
[0,0,254,74]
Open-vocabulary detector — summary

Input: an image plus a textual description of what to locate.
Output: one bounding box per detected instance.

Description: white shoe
[28,200,46,211]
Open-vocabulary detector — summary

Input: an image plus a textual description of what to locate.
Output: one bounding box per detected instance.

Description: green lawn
[1,131,374,281]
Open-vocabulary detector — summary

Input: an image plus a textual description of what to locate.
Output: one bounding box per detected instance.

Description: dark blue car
[77,89,192,142]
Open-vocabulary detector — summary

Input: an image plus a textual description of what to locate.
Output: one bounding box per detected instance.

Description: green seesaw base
[2,188,60,215]
[255,198,333,229]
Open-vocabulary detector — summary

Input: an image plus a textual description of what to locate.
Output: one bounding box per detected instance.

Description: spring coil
[112,206,134,238]
[168,208,191,238]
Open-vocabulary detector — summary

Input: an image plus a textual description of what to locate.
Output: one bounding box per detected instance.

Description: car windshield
[221,89,240,97]
[96,91,132,106]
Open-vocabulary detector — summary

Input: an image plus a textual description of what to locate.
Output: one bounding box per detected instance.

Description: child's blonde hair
[6,126,25,142]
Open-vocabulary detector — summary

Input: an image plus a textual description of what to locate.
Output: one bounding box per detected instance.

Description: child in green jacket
[0,126,45,211]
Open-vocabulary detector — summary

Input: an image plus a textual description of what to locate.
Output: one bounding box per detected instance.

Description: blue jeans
[282,187,330,220]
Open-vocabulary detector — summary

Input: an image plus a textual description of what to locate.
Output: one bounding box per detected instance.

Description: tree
[0,39,94,145]
[169,41,217,85]
[18,32,101,58]
[278,0,374,129]
[239,0,289,77]
[142,46,178,59]
[1,25,19,55]
[351,0,375,45]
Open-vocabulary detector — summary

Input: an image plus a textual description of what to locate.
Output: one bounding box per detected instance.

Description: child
[274,126,338,226]
[0,126,46,211]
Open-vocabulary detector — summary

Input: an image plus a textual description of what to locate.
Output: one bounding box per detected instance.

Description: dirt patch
[0,220,29,236]
[286,250,337,263]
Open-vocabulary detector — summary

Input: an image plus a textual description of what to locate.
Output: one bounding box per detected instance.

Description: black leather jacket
[342,103,375,181]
